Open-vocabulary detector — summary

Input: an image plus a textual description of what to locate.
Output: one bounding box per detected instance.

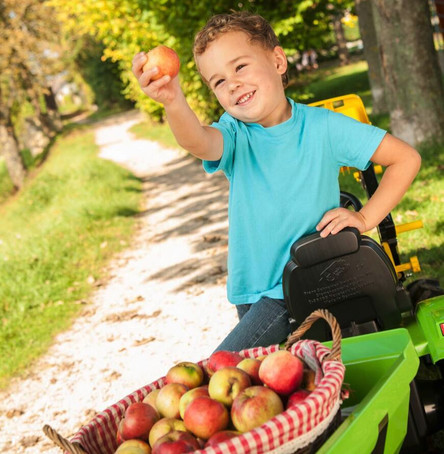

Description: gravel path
[0,110,238,453]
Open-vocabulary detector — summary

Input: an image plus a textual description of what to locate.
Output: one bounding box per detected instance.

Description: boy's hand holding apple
[132,45,181,106]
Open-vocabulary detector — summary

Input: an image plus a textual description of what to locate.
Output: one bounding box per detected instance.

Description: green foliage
[74,37,134,109]
[0,129,142,387]
[50,0,355,122]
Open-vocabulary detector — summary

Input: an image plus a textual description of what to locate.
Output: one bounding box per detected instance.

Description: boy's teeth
[238,92,253,104]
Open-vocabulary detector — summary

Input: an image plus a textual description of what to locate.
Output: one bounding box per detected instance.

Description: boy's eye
[214,79,224,88]
[236,64,246,71]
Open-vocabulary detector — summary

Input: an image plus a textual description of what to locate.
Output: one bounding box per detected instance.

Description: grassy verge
[0,128,142,389]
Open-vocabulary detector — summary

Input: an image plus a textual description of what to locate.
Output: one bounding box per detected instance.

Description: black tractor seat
[283,227,413,341]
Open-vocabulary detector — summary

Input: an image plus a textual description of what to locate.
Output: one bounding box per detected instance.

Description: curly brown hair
[193,11,288,88]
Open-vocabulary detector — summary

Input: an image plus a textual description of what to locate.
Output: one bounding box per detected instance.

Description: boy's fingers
[132,52,147,78]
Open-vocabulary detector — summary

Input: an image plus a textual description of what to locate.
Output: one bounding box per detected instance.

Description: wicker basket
[44,309,346,454]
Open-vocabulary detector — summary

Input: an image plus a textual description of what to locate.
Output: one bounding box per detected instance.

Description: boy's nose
[228,78,241,93]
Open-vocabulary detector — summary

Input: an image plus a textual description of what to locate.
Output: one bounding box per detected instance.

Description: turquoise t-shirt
[203,98,386,305]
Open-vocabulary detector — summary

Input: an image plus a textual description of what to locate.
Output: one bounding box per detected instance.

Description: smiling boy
[132,12,421,351]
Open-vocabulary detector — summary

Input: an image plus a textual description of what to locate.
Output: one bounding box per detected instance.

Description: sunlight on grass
[0,130,142,388]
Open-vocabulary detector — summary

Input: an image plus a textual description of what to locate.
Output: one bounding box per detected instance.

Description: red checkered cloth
[69,341,345,454]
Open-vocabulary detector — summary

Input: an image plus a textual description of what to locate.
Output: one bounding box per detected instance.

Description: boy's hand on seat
[316,208,367,238]
[132,52,182,106]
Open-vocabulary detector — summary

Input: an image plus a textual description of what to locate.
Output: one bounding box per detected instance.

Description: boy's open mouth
[236,91,256,105]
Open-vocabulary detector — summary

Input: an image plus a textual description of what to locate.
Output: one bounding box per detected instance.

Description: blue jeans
[214,296,293,352]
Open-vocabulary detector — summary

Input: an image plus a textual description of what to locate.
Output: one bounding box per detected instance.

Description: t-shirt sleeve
[202,114,236,178]
[326,110,387,170]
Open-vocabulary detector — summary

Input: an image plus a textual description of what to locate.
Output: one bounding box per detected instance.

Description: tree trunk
[0,122,26,190]
[355,0,388,114]
[372,0,444,146]
[44,86,62,132]
[332,14,350,66]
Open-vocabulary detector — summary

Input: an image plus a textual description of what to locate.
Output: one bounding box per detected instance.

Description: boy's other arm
[316,133,421,237]
[132,52,223,161]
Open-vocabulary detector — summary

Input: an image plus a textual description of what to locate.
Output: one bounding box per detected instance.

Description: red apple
[258,350,304,395]
[115,439,151,453]
[148,417,188,447]
[142,45,180,81]
[183,396,229,439]
[156,383,188,419]
[204,430,241,448]
[208,367,251,407]
[231,386,284,433]
[152,430,200,454]
[286,389,311,409]
[237,358,262,385]
[179,385,209,419]
[165,362,204,389]
[119,402,159,442]
[207,350,243,376]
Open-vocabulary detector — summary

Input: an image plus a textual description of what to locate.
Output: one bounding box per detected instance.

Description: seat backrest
[282,228,412,341]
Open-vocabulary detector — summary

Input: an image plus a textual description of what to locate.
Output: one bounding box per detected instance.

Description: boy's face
[196,31,289,127]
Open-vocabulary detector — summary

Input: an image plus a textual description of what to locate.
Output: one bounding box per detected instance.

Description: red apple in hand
[207,350,243,376]
[148,417,188,448]
[142,45,180,81]
[119,402,159,442]
[258,350,304,395]
[286,389,311,409]
[165,362,204,389]
[152,430,200,454]
[179,385,209,419]
[208,367,251,407]
[115,439,151,453]
[231,386,284,433]
[237,358,263,385]
[183,396,229,439]
[205,430,241,448]
[156,383,188,419]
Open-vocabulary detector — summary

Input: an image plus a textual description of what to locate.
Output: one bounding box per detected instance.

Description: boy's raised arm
[132,52,223,162]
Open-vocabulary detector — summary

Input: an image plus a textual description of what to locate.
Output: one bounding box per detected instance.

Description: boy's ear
[273,46,288,75]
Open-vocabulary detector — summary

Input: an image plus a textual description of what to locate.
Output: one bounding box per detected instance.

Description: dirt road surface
[0,110,238,453]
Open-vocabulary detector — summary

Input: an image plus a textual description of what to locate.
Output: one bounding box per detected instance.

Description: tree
[355,0,387,113]
[371,0,444,145]
[0,0,63,189]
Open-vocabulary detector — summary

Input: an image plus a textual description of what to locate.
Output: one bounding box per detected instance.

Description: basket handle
[284,309,342,361]
[43,425,87,454]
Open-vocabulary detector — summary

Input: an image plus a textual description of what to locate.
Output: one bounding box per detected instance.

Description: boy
[132,12,421,352]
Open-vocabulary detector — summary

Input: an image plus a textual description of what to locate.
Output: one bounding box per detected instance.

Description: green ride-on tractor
[282,95,444,453]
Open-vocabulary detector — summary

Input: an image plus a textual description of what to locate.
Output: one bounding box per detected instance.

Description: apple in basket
[143,389,161,416]
[152,430,200,454]
[183,396,229,439]
[205,430,241,448]
[115,439,151,453]
[156,383,188,419]
[231,386,284,433]
[258,350,304,395]
[165,361,204,389]
[148,417,188,447]
[208,366,251,407]
[236,358,263,385]
[286,389,311,409]
[207,350,243,375]
[142,45,180,81]
[118,402,159,442]
[179,385,209,419]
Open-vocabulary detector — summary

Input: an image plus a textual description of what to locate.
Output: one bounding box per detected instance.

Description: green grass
[0,128,142,388]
